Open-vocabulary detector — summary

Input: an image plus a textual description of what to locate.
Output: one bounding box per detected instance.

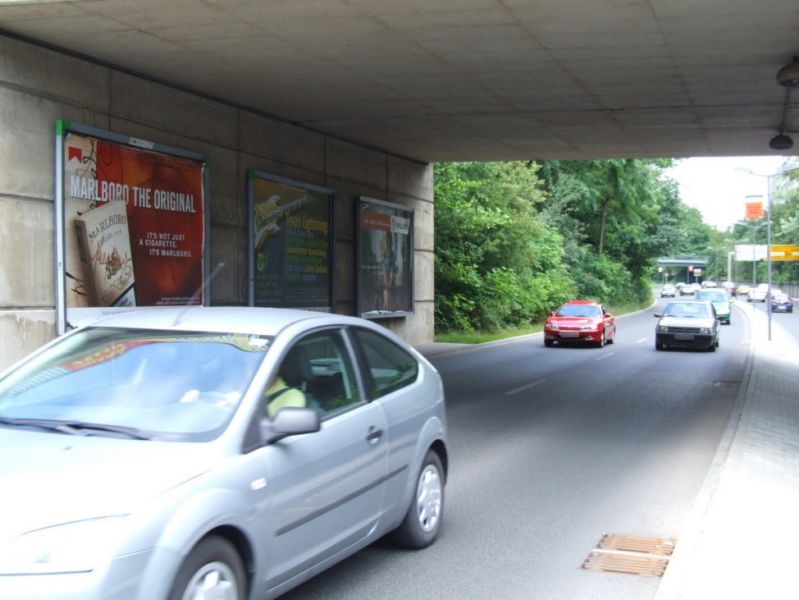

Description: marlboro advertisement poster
[250,173,332,308]
[357,197,413,317]
[63,131,206,309]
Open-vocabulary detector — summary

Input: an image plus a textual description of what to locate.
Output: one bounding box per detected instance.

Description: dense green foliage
[434,159,711,332]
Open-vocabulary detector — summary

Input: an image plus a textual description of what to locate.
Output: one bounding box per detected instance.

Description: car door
[253,328,389,590]
[601,305,615,338]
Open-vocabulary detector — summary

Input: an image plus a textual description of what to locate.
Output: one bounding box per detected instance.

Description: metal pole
[752,233,756,312]
[727,251,732,283]
[767,176,773,341]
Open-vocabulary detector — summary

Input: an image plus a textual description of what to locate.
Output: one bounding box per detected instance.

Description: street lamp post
[737,163,799,341]
[727,250,734,284]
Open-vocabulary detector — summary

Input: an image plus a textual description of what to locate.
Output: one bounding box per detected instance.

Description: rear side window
[352,328,419,398]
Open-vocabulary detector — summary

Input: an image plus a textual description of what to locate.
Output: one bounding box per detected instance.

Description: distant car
[695,288,733,325]
[771,292,794,313]
[544,300,616,348]
[722,281,737,296]
[701,280,718,288]
[654,300,720,351]
[737,284,751,298]
[0,307,448,600]
[680,283,698,296]
[750,283,769,302]
[661,284,677,297]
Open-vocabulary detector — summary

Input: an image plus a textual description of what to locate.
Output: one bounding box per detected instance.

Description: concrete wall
[0,34,434,370]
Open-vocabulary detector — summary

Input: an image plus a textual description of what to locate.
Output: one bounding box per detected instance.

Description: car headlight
[657,325,669,333]
[0,516,128,575]
[699,328,711,334]
[547,322,558,330]
[581,324,597,331]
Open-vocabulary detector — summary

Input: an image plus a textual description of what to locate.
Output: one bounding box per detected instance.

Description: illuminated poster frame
[55,121,209,334]
[356,196,414,319]
[247,171,334,310]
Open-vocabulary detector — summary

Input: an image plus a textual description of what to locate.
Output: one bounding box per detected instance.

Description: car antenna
[172,262,225,326]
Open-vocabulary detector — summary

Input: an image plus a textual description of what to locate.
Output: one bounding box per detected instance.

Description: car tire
[655,341,665,351]
[544,339,554,347]
[168,536,246,600]
[596,331,605,348]
[391,450,445,549]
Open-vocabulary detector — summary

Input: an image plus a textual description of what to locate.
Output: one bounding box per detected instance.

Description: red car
[544,300,616,348]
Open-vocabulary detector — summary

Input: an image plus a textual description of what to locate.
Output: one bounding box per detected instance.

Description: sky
[666,155,789,231]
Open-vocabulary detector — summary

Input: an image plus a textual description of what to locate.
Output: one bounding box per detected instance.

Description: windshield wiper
[0,417,153,440]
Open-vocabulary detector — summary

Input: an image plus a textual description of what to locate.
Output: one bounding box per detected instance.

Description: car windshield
[557,304,601,318]
[0,327,271,442]
[663,302,712,319]
[696,291,728,302]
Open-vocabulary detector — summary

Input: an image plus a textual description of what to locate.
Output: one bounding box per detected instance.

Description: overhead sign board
[735,244,768,261]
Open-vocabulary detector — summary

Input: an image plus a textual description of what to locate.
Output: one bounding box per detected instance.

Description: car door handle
[366,427,384,444]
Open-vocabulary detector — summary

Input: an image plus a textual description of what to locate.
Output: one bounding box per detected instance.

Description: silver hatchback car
[0,307,447,600]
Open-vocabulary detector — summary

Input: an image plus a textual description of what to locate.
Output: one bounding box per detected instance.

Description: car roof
[77,306,363,337]
[665,299,712,305]
[563,300,600,305]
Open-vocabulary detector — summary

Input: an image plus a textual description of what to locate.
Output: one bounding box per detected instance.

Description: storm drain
[581,533,676,578]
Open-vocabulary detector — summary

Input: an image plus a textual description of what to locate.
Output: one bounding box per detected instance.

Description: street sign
[735,244,768,261]
[745,200,764,220]
[770,244,799,261]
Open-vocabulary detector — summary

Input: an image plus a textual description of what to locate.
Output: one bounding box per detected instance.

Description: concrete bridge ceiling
[1,0,797,163]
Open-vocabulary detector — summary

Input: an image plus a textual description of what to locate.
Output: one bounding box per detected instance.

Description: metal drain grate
[582,533,676,578]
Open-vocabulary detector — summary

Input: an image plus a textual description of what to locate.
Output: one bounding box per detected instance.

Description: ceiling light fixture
[769,133,794,150]
[776,56,799,88]
[769,60,797,150]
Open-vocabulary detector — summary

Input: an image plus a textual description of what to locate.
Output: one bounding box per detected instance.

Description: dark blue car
[771,292,794,313]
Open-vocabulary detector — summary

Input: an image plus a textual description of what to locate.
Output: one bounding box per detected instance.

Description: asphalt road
[282,298,752,600]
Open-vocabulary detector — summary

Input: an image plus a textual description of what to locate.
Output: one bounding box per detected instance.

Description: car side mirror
[261,407,320,444]
[653,313,662,318]
[548,311,555,317]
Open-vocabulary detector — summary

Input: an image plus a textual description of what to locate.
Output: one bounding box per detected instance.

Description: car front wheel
[168,536,246,600]
[391,450,445,549]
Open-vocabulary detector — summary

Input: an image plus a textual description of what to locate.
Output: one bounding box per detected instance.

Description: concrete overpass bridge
[657,256,710,284]
[0,0,797,365]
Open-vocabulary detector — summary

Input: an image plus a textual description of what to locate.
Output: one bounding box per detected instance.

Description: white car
[750,283,769,302]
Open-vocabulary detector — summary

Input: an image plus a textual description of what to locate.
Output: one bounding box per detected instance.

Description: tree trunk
[598,200,609,255]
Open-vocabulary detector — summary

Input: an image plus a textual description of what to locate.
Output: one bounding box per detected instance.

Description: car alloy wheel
[182,562,238,600]
[416,463,443,534]
[391,450,445,548]
[170,537,245,600]
[597,331,605,348]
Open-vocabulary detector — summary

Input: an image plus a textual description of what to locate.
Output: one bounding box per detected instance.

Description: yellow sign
[770,245,799,261]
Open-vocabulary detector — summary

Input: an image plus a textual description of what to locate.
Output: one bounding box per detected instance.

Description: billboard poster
[248,172,333,308]
[357,197,413,318]
[61,129,206,317]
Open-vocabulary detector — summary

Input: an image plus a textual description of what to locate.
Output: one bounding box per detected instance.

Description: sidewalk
[656,303,799,600]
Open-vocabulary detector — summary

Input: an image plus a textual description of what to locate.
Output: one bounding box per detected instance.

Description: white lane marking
[637,337,648,344]
[506,379,546,395]
[594,351,615,361]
